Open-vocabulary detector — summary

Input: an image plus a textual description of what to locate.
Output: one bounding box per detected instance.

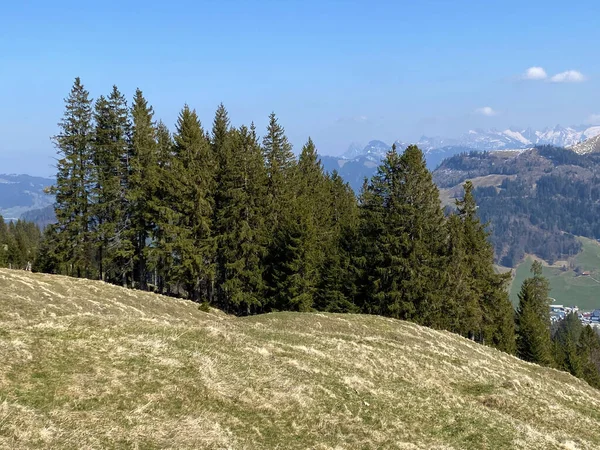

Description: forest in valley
[3,78,600,389]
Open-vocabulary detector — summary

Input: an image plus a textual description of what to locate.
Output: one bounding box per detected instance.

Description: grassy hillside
[510,237,600,310]
[2,270,600,449]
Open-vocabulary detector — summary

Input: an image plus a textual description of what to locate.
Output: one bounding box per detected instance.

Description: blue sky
[1,0,599,176]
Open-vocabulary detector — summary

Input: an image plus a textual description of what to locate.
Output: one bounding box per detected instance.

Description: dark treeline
[516,261,600,388]
[0,216,41,270]
[22,77,600,388]
[35,78,516,353]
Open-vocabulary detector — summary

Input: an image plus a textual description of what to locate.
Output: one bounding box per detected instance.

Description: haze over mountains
[320,125,600,192]
[0,174,54,220]
[344,124,600,160]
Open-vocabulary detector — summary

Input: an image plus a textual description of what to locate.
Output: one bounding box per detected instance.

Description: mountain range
[320,125,600,192]
[0,174,54,221]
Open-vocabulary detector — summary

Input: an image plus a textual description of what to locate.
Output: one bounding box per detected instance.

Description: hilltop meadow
[2,269,600,449]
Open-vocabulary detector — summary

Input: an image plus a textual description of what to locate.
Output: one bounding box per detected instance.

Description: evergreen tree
[516,261,553,365]
[577,325,600,388]
[147,120,175,293]
[261,113,297,307]
[214,124,268,314]
[360,145,446,325]
[170,105,216,301]
[553,312,583,377]
[90,86,129,282]
[269,138,325,311]
[354,177,385,314]
[52,77,94,277]
[127,88,158,290]
[448,181,515,352]
[0,216,8,267]
[314,171,360,313]
[262,112,296,230]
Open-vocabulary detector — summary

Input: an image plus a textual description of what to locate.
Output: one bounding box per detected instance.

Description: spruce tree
[353,177,385,314]
[516,261,553,365]
[314,171,360,313]
[170,105,216,301]
[90,86,129,282]
[269,138,325,311]
[553,312,583,377]
[448,181,515,352]
[262,112,296,230]
[577,325,600,388]
[261,113,297,307]
[127,89,158,290]
[214,124,268,314]
[361,145,446,325]
[0,216,8,267]
[52,77,94,277]
[147,120,175,293]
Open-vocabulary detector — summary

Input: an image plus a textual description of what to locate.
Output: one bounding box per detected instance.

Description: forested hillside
[24,78,600,390]
[0,216,41,270]
[434,147,600,267]
[35,78,516,354]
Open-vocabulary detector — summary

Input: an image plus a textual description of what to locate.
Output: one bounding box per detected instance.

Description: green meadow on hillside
[510,237,600,310]
[2,268,600,449]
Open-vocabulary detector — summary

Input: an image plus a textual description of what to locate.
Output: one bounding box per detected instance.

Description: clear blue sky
[1,0,599,176]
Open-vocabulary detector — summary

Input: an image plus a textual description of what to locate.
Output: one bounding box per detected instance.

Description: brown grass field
[1,268,600,449]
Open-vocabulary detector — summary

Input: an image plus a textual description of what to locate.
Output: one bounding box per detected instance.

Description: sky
[1,0,599,176]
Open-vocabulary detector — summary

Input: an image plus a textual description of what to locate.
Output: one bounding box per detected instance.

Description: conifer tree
[269,138,325,311]
[354,177,386,314]
[127,89,158,290]
[448,181,515,352]
[262,112,296,230]
[553,312,583,377]
[516,261,553,365]
[52,77,94,277]
[90,86,130,282]
[577,326,600,388]
[361,145,446,325]
[314,171,360,312]
[214,124,268,314]
[0,216,8,267]
[147,120,175,293]
[170,105,216,301]
[261,113,297,307]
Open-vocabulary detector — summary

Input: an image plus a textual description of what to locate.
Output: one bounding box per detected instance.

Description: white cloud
[549,70,586,83]
[336,115,369,124]
[475,106,497,117]
[523,66,547,80]
[586,114,600,125]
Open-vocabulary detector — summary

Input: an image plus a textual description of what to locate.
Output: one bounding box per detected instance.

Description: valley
[509,237,600,311]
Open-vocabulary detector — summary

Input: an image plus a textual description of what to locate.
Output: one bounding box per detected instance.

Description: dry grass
[1,269,600,449]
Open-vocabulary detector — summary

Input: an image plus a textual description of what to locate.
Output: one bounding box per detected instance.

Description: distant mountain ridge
[320,125,600,192]
[0,174,54,221]
[343,124,600,161]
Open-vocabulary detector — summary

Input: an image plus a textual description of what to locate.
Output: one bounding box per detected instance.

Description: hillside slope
[1,270,600,449]
[433,147,600,267]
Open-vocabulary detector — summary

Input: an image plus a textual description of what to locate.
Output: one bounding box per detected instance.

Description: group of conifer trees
[38,78,516,354]
[515,261,600,387]
[0,216,41,270]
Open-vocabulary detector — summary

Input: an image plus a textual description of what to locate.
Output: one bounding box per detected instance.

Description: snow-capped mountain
[343,125,600,163]
[342,140,392,162]
[571,134,600,155]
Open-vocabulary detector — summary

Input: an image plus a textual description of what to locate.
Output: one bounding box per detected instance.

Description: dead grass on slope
[1,269,600,449]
